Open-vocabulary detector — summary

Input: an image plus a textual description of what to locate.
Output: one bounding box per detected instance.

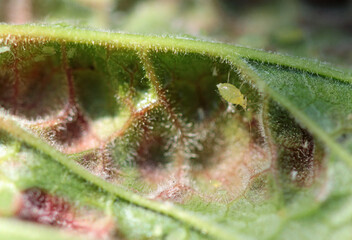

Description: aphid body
[217,83,247,109]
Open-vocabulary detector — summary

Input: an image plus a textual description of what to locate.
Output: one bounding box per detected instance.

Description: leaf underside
[0,24,351,240]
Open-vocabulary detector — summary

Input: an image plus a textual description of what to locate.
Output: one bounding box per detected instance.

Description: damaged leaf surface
[0,24,351,240]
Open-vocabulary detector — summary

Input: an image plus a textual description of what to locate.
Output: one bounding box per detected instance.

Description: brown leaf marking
[17,188,115,239]
[278,128,318,187]
[151,180,194,203]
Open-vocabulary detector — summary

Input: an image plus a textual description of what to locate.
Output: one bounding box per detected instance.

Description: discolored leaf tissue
[0,24,351,240]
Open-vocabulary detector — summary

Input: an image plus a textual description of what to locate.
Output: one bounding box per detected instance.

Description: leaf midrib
[0,114,238,240]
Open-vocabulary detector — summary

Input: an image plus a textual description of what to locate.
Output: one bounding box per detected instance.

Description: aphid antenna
[238,79,246,90]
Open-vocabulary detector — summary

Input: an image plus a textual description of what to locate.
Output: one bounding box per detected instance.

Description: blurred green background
[1,0,351,67]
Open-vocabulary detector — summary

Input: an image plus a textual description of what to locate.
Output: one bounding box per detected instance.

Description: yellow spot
[212,180,222,188]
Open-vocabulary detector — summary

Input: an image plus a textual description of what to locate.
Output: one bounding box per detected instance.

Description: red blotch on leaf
[17,188,114,239]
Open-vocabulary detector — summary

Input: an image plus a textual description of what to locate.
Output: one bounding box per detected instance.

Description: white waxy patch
[136,91,158,111]
[0,145,9,158]
[0,46,10,54]
[291,170,298,181]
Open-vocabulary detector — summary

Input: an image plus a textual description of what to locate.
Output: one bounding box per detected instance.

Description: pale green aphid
[217,83,247,109]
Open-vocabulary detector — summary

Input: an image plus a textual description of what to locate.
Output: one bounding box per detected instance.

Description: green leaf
[0,24,351,240]
[0,218,85,240]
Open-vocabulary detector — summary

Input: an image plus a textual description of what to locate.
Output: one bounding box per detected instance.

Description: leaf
[0,218,85,240]
[0,24,351,240]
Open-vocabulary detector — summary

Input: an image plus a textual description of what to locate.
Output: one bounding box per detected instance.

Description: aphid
[217,83,247,109]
